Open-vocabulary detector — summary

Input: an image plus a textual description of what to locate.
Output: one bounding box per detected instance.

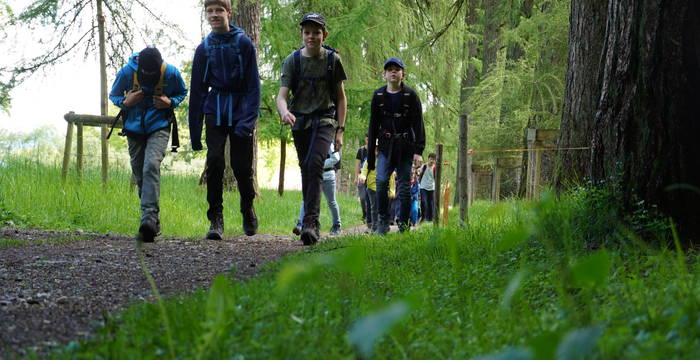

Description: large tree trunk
[482,0,502,76]
[587,1,700,240]
[553,0,607,189]
[455,0,481,205]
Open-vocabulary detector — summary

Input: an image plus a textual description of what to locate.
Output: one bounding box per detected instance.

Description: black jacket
[367,83,425,170]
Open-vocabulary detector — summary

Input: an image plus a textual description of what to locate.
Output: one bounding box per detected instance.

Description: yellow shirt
[362,161,395,195]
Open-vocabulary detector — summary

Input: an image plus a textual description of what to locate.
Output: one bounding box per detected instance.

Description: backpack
[289,45,339,106]
[202,32,245,84]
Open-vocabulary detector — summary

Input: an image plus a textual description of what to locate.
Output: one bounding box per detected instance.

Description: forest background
[0,0,569,193]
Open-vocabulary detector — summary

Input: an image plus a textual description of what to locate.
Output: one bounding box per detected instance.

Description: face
[301,24,327,51]
[206,5,230,32]
[429,157,436,166]
[383,65,404,83]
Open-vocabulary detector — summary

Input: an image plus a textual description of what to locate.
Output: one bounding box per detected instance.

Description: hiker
[361,146,395,233]
[189,0,261,239]
[293,142,342,236]
[367,57,426,234]
[419,153,437,222]
[276,13,348,245]
[109,46,188,243]
[410,167,421,226]
[354,133,370,226]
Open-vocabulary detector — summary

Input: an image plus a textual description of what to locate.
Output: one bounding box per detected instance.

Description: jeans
[292,124,335,225]
[367,188,378,230]
[297,177,342,226]
[127,127,170,225]
[375,152,413,229]
[205,115,255,221]
[420,189,435,222]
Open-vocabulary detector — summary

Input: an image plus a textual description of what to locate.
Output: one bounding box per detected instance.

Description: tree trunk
[589,1,700,240]
[482,0,502,76]
[97,0,109,184]
[278,137,286,196]
[553,0,607,189]
[455,0,481,205]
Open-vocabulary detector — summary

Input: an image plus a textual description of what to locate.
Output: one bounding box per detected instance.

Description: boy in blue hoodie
[189,0,261,240]
[109,46,188,243]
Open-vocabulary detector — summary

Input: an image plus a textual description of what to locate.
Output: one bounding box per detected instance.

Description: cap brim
[300,20,325,28]
[384,62,404,69]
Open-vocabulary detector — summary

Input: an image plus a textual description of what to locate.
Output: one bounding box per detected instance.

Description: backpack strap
[325,48,337,105]
[202,32,245,84]
[290,48,302,93]
[291,46,338,106]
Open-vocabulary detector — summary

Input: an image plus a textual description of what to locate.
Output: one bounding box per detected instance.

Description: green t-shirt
[280,49,347,130]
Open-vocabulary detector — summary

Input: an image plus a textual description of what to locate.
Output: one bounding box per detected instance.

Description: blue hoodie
[189,25,261,150]
[109,53,188,135]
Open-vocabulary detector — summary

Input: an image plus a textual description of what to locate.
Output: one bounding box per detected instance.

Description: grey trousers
[127,127,170,224]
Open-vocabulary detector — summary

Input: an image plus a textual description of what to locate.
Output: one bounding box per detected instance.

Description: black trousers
[205,115,255,221]
[292,124,335,224]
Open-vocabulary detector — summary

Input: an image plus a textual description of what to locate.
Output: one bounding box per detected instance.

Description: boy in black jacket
[367,57,426,234]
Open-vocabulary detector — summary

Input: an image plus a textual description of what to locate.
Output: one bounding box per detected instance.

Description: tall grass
[0,156,363,237]
[37,189,699,359]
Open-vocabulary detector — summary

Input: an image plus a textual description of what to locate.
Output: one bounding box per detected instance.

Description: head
[428,153,436,166]
[300,13,328,52]
[137,46,163,88]
[204,0,231,33]
[383,57,405,85]
[364,132,369,145]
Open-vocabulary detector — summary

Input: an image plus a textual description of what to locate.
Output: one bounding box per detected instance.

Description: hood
[208,25,245,43]
[127,53,140,72]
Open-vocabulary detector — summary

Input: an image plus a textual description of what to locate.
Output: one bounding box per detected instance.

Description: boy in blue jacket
[109,46,188,243]
[189,0,261,239]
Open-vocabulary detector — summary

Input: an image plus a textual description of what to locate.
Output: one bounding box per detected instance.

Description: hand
[281,111,296,126]
[354,177,359,185]
[153,95,172,109]
[123,90,144,107]
[335,130,344,152]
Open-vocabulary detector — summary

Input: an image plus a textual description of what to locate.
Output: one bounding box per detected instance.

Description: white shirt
[419,164,435,191]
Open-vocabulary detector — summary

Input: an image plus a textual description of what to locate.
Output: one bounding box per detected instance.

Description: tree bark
[589,0,700,239]
[481,0,502,76]
[554,0,607,189]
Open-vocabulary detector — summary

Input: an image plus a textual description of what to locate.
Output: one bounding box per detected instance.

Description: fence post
[61,119,74,182]
[76,124,84,180]
[458,114,469,226]
[434,143,443,227]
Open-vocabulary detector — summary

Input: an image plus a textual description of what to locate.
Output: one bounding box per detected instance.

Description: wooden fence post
[76,124,84,180]
[61,119,74,183]
[434,143,443,226]
[526,129,558,200]
[458,114,469,226]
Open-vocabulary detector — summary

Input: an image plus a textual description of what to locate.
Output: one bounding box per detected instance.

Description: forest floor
[0,225,370,357]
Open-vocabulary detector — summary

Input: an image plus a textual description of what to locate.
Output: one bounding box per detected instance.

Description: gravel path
[0,226,348,357]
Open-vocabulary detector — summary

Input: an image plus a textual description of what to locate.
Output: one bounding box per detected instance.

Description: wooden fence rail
[62,112,121,183]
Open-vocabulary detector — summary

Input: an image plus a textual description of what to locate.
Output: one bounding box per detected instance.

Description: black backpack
[289,45,339,106]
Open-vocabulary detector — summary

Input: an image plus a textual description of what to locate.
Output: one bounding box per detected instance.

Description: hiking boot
[206,213,224,240]
[137,219,158,243]
[300,216,320,246]
[330,223,342,235]
[242,206,258,236]
[292,224,302,236]
[373,220,390,236]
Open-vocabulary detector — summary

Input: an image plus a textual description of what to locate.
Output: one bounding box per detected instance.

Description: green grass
[0,156,363,238]
[32,190,699,359]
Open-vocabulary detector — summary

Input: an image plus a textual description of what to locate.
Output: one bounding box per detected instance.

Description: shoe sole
[206,231,222,240]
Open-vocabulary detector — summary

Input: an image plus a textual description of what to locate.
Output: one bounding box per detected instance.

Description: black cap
[138,46,163,72]
[384,57,405,70]
[300,13,326,29]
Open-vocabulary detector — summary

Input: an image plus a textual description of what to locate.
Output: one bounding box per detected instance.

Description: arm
[354,157,362,184]
[188,44,208,151]
[367,93,380,170]
[276,86,296,125]
[235,37,261,137]
[334,80,347,152]
[166,66,188,109]
[411,91,426,161]
[109,68,131,108]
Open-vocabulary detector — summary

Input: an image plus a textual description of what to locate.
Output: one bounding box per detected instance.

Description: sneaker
[330,223,342,235]
[137,220,158,243]
[373,220,389,236]
[206,213,224,240]
[242,206,258,236]
[300,216,320,246]
[292,224,302,235]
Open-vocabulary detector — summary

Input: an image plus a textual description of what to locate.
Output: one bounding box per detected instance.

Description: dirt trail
[0,226,367,357]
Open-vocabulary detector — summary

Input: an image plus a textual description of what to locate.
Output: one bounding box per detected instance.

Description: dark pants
[292,124,335,225]
[205,115,255,221]
[376,152,413,229]
[420,189,435,222]
[358,182,369,223]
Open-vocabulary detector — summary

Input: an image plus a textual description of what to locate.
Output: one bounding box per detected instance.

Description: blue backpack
[201,32,245,84]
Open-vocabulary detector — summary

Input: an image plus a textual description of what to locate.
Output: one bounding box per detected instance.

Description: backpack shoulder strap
[202,36,211,83]
[234,32,245,81]
[290,48,302,93]
[132,70,140,92]
[325,48,337,104]
[154,63,167,96]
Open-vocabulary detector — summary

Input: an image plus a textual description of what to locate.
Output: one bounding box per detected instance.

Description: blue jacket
[109,53,188,135]
[189,26,261,150]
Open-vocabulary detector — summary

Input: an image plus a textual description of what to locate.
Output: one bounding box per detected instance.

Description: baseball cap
[384,57,405,70]
[300,13,326,29]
